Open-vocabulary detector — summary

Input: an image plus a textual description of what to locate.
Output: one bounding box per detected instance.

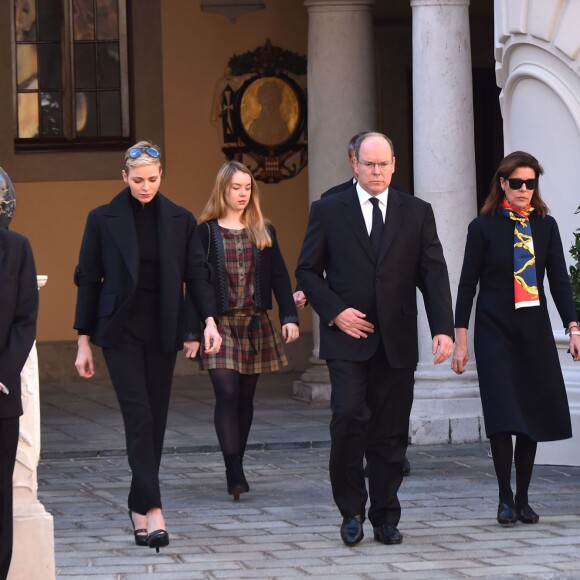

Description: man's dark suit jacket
[0,230,38,418]
[296,186,453,368]
[74,188,217,352]
[321,178,355,198]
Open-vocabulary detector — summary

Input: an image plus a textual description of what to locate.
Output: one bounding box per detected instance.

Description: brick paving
[38,373,580,578]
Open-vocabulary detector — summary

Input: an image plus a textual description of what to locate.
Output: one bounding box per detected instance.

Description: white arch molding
[495,0,580,465]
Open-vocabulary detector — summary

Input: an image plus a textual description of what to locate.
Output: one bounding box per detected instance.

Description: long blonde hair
[199,161,272,249]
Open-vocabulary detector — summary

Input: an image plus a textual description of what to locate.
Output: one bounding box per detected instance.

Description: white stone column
[294,0,377,402]
[9,275,55,580]
[410,0,483,443]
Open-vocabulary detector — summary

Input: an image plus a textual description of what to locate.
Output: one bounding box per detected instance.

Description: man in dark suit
[319,132,412,477]
[296,132,453,546]
[0,168,39,579]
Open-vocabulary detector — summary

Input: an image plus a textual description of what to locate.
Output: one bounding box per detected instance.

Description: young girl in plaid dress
[191,160,300,499]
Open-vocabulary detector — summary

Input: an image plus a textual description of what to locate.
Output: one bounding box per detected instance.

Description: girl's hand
[282,323,299,344]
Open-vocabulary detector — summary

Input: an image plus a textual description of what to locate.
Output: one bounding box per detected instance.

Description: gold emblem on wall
[212,40,307,183]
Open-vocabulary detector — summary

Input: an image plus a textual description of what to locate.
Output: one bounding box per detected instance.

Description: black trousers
[103,341,177,515]
[0,417,19,580]
[327,343,414,527]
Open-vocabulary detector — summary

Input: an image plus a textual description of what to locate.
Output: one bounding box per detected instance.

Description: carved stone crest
[212,40,307,183]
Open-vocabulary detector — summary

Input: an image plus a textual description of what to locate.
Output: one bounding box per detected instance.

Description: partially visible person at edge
[73,141,221,553]
[0,167,38,580]
[185,160,299,501]
[296,132,454,547]
[320,132,364,198]
[293,133,363,310]
[452,150,580,527]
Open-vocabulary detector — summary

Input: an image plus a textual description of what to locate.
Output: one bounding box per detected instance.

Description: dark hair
[480,151,548,217]
[348,133,366,159]
[354,132,395,160]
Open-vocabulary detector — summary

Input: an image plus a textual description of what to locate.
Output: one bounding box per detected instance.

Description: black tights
[209,369,260,457]
[489,432,537,508]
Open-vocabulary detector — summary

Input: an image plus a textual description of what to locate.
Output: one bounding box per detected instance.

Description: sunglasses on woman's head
[507,178,537,190]
[128,147,160,159]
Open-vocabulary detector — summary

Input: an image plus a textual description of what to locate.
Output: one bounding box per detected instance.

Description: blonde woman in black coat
[74,142,221,551]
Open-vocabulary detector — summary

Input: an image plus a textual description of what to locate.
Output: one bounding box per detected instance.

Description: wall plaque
[213,40,307,183]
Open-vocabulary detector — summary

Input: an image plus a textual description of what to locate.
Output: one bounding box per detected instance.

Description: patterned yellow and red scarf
[500,198,540,309]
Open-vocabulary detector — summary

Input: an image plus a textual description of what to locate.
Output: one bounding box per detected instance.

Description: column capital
[304,0,375,12]
[410,0,469,7]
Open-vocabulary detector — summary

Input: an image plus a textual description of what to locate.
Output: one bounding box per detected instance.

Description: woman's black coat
[74,188,217,352]
[455,213,574,441]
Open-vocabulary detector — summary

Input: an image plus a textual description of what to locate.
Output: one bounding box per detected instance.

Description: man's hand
[334,308,374,339]
[75,335,95,378]
[432,334,453,364]
[204,317,222,354]
[183,340,200,359]
[293,291,308,310]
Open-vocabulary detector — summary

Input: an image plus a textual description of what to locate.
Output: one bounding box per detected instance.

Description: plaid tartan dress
[201,227,288,374]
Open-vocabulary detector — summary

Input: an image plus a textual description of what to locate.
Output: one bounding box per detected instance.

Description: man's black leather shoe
[340,514,364,546]
[497,502,517,525]
[516,504,539,524]
[373,523,403,544]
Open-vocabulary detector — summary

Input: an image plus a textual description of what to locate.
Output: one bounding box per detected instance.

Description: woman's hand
[570,333,580,361]
[204,317,222,354]
[293,291,308,310]
[282,323,299,344]
[451,327,469,374]
[183,340,200,360]
[75,335,95,378]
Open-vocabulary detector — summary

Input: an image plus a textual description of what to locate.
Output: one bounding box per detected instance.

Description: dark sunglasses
[507,177,537,190]
[128,147,160,159]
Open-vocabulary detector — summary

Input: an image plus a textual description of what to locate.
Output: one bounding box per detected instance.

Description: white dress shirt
[356,183,388,234]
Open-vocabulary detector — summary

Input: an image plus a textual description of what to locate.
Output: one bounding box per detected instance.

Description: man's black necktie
[369,197,384,258]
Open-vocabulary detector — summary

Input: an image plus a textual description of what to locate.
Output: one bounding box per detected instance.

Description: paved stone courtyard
[37,374,580,578]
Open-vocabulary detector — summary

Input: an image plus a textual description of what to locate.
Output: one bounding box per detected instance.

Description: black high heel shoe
[224,453,250,501]
[147,529,170,553]
[128,510,148,547]
[224,454,249,500]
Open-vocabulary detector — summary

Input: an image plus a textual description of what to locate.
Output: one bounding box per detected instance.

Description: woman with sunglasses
[73,141,221,551]
[452,150,580,525]
[185,160,299,500]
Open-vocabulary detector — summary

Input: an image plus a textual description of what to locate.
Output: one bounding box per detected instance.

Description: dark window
[13,0,130,149]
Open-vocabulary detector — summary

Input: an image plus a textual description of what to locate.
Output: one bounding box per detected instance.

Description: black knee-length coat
[455,212,575,441]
